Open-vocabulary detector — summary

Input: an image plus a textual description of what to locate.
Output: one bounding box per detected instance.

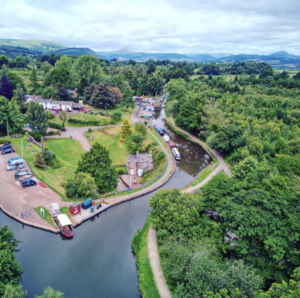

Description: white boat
[163,133,170,142]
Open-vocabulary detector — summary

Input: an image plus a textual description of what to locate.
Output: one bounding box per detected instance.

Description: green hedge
[48,121,66,131]
[68,118,100,126]
[0,139,11,144]
[28,131,41,142]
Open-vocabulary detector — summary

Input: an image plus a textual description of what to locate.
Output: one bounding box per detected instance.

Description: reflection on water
[0,105,211,298]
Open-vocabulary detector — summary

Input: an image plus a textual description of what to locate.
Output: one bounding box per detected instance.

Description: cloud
[0,0,299,54]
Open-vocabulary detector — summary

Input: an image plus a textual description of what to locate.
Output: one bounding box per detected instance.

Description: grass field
[51,104,133,127]
[85,127,128,166]
[9,136,85,198]
[131,216,160,298]
[34,206,56,229]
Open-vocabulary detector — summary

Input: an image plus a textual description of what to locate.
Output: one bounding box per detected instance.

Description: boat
[171,147,182,161]
[54,214,74,238]
[162,133,170,142]
[168,141,175,149]
[153,125,164,135]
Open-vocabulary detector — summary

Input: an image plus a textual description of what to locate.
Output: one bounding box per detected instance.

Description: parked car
[8,156,22,164]
[0,144,12,151]
[1,147,15,155]
[21,178,37,188]
[15,170,32,180]
[6,159,25,171]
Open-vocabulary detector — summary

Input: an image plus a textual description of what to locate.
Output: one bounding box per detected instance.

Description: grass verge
[131,216,160,298]
[34,206,56,229]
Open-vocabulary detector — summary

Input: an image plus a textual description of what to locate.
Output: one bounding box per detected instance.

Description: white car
[163,133,170,142]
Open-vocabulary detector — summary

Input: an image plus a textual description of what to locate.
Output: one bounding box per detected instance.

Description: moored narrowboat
[54,214,74,238]
[172,147,182,161]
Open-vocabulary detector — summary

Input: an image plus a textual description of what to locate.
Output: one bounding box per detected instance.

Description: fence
[26,134,42,148]
[101,160,167,198]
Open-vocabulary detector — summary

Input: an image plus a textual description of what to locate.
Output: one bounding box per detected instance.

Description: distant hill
[0,45,43,59]
[0,39,67,52]
[50,47,102,58]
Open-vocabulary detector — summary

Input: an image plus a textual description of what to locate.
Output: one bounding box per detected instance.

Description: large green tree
[3,284,27,298]
[8,99,24,134]
[0,225,23,296]
[76,143,118,193]
[35,287,64,298]
[27,101,48,136]
[121,86,135,110]
[29,67,39,93]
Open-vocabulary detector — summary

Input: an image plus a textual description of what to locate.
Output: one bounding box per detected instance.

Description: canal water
[0,107,211,298]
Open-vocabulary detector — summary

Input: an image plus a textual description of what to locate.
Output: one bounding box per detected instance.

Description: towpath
[147,114,232,298]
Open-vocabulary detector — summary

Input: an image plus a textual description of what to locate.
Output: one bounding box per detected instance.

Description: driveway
[0,151,68,228]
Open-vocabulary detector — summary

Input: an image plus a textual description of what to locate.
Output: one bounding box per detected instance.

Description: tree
[111,112,122,123]
[121,86,135,110]
[120,119,132,141]
[125,134,146,153]
[0,96,10,132]
[34,153,46,168]
[3,284,27,298]
[0,75,13,100]
[108,86,122,104]
[76,143,118,193]
[47,67,72,87]
[147,62,156,75]
[59,111,67,129]
[83,82,116,109]
[35,287,64,298]
[72,55,103,93]
[15,87,24,106]
[41,61,53,74]
[0,225,23,296]
[27,101,49,136]
[29,68,39,93]
[65,172,98,199]
[0,55,9,69]
[8,99,24,134]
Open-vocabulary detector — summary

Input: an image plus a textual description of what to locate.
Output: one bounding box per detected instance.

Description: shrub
[0,139,11,144]
[60,181,66,188]
[47,111,54,119]
[118,168,125,175]
[134,122,147,136]
[48,121,65,131]
[111,112,122,123]
[131,229,142,254]
[68,118,100,126]
[157,151,166,162]
[46,130,59,136]
[34,153,46,168]
[29,131,41,142]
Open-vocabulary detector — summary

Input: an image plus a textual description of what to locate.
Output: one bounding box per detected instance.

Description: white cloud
[0,0,299,54]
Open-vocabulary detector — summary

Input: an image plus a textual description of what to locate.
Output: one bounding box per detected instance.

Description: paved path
[148,228,172,298]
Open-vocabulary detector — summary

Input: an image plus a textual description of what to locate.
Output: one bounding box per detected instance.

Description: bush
[118,168,125,175]
[0,139,11,144]
[46,130,59,136]
[157,151,166,162]
[134,122,147,136]
[68,118,100,126]
[131,229,142,254]
[34,153,46,168]
[60,181,66,188]
[29,131,41,142]
[48,121,65,131]
[47,111,54,119]
[111,112,122,123]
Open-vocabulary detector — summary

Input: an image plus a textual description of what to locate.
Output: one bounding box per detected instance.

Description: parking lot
[0,150,67,228]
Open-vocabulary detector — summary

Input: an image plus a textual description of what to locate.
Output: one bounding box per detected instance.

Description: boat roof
[57,214,72,227]
[172,147,180,155]
[51,202,60,210]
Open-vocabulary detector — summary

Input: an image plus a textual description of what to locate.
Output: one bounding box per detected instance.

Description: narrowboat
[54,214,74,238]
[172,147,182,161]
[168,141,175,149]
[162,133,170,142]
[154,125,164,135]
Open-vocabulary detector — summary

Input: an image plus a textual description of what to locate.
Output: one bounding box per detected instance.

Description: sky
[0,0,300,55]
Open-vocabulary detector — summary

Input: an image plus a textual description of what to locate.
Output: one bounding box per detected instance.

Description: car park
[8,156,22,164]
[6,159,25,171]
[1,147,15,155]
[21,178,37,188]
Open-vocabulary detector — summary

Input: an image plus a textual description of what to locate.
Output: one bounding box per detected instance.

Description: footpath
[147,114,232,298]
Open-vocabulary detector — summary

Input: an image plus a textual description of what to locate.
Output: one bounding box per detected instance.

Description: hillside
[0,39,67,52]
[0,45,43,59]
[50,47,102,58]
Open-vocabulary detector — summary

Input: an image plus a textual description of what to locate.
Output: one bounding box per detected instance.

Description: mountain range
[0,39,300,69]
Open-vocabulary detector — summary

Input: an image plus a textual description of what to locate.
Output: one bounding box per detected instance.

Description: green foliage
[157,151,166,162]
[3,284,27,298]
[134,122,147,136]
[125,134,146,154]
[28,131,41,142]
[8,99,24,134]
[47,111,54,119]
[110,112,122,122]
[35,287,64,298]
[27,101,48,136]
[58,111,67,128]
[121,86,135,110]
[34,153,46,168]
[65,172,98,199]
[76,142,118,193]
[48,121,65,131]
[131,229,142,254]
[0,225,23,296]
[120,118,132,141]
[29,67,39,93]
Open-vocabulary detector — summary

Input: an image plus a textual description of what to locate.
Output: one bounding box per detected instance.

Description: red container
[69,203,81,215]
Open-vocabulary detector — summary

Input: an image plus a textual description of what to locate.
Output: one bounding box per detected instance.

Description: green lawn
[131,216,160,298]
[34,206,56,229]
[85,127,128,166]
[9,136,85,198]
[50,104,133,127]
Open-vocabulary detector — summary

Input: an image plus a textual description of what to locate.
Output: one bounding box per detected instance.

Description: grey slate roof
[51,100,74,106]
[35,98,52,104]
[127,153,153,163]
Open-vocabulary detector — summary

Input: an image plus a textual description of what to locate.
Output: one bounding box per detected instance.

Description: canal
[0,106,211,298]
